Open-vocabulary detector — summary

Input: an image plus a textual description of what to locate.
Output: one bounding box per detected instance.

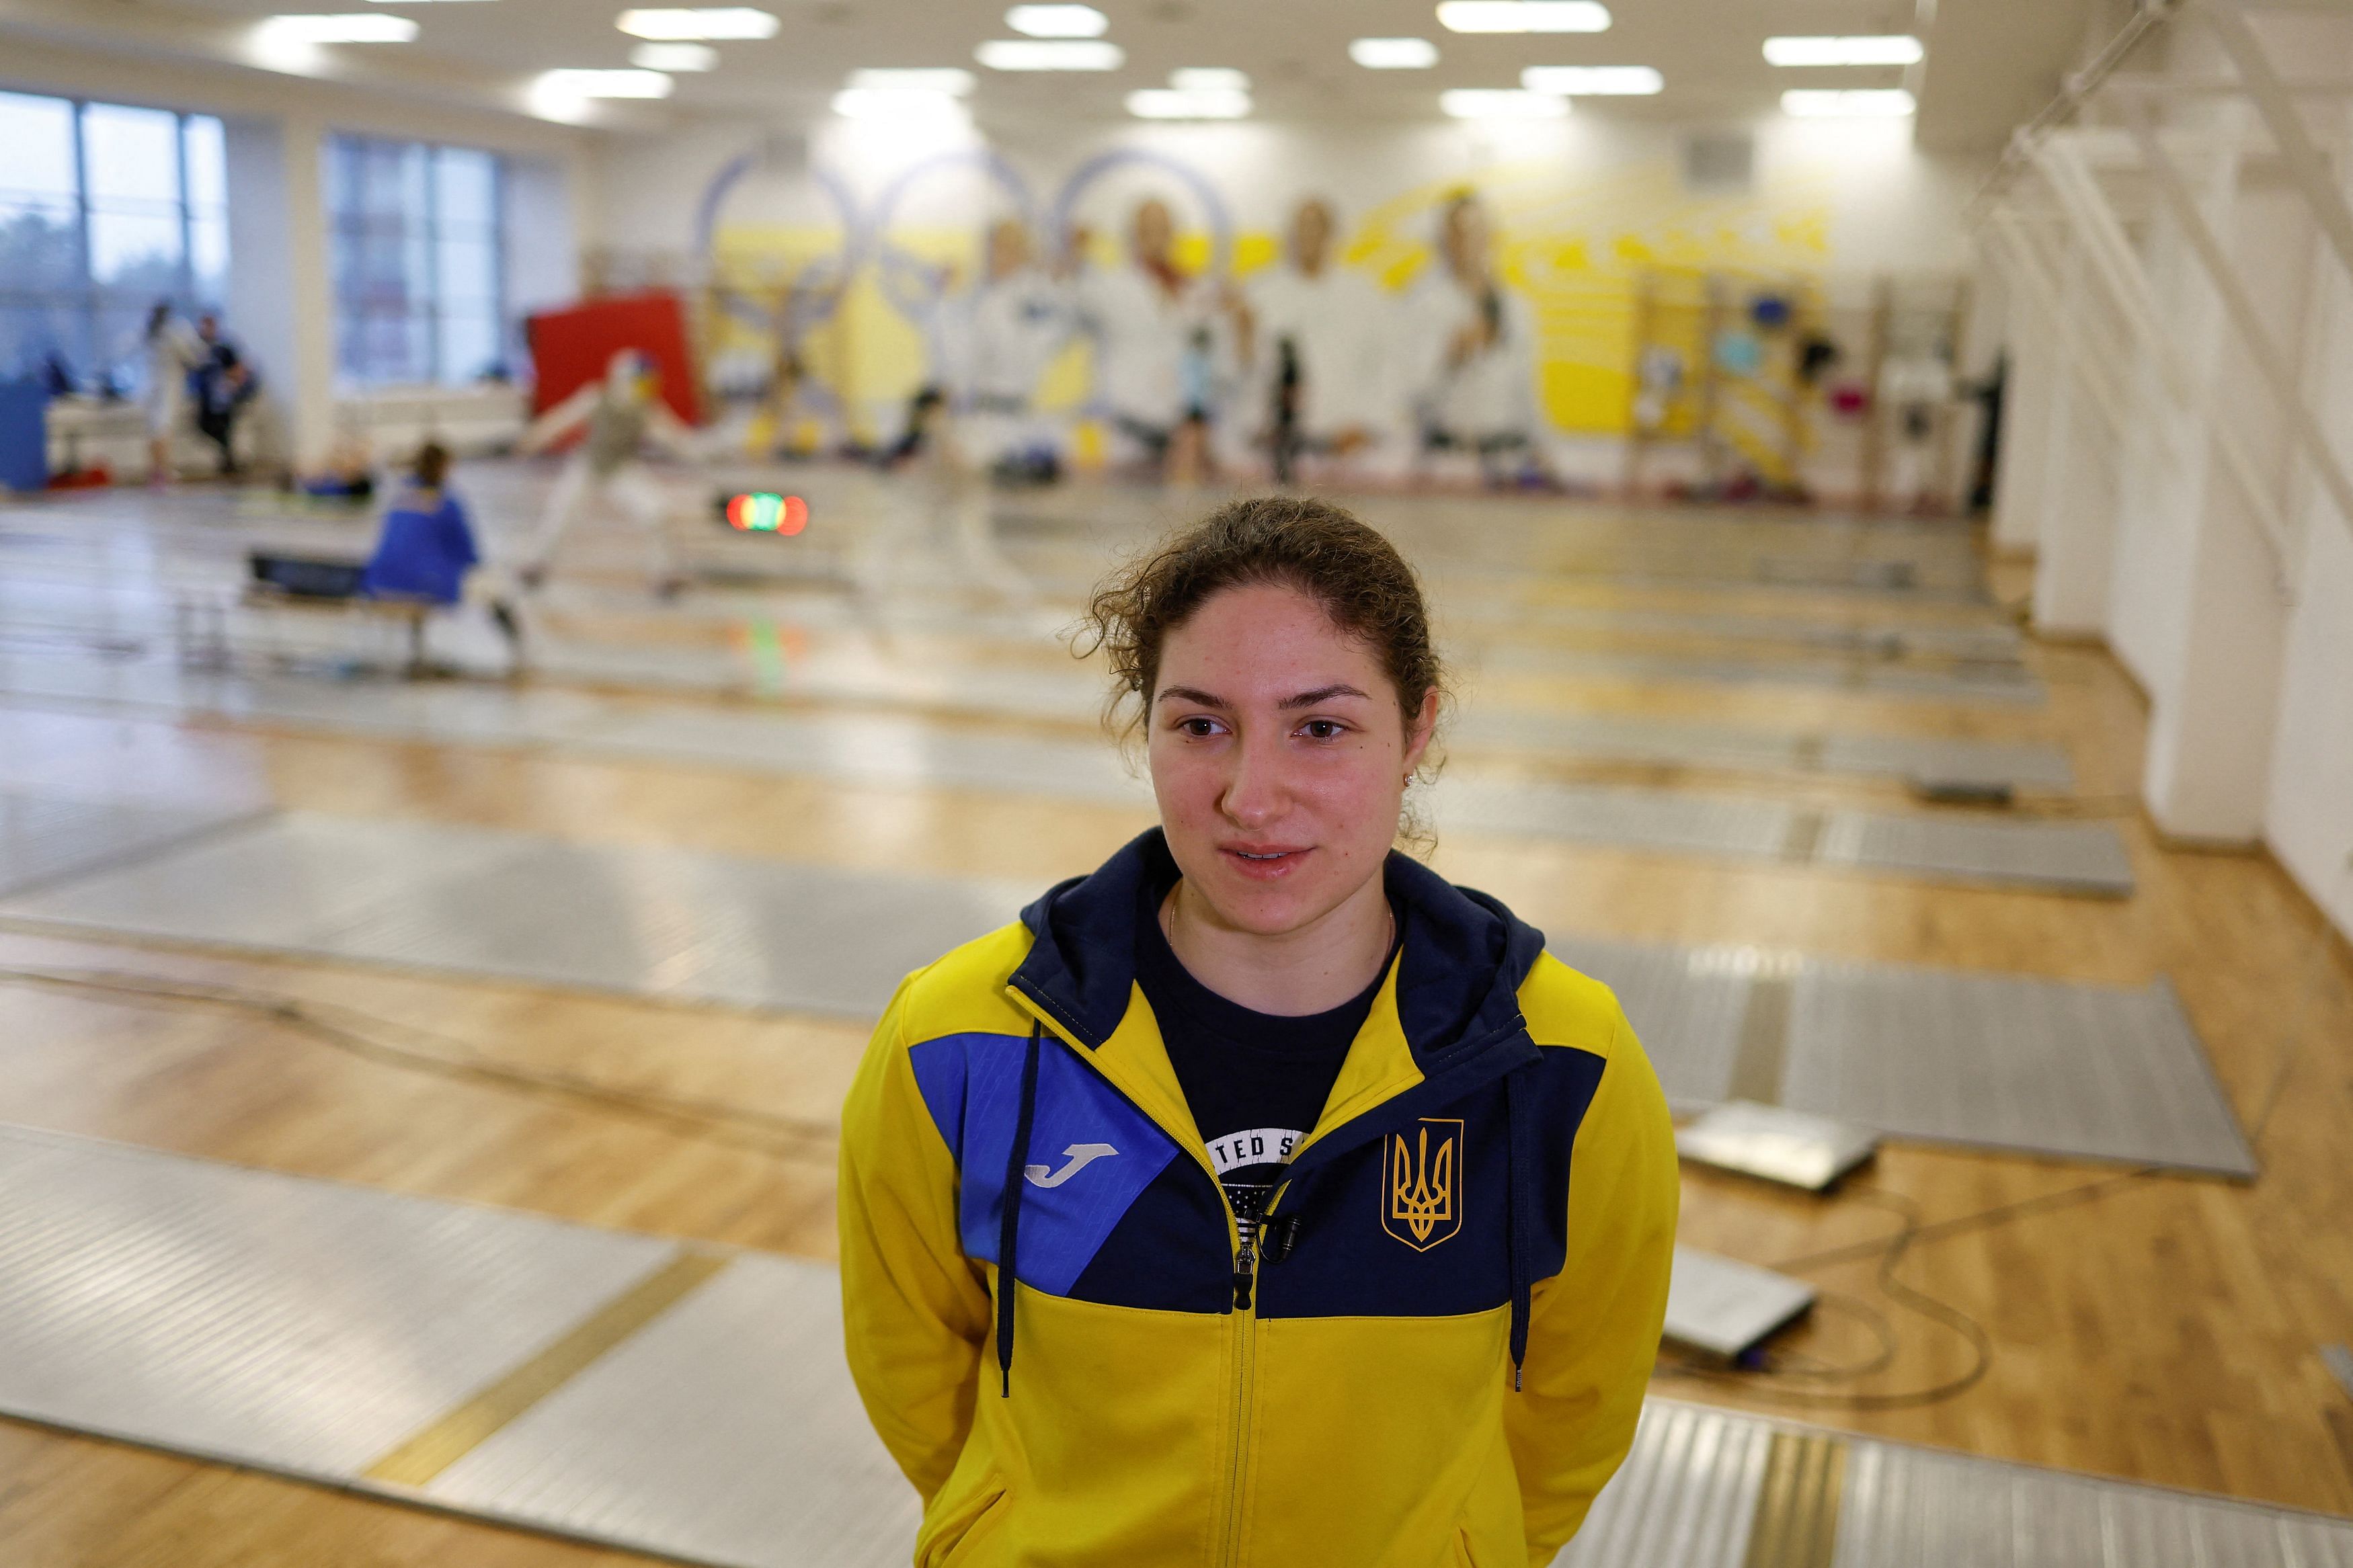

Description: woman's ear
[1402,688,1441,778]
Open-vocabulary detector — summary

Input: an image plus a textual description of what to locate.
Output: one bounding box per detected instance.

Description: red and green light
[724,493,809,534]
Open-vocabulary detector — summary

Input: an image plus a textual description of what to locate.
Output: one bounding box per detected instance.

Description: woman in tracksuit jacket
[840,496,1678,1567]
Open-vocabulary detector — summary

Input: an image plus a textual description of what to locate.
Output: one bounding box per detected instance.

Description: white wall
[2029,235,2122,636]
[1989,11,2353,935]
[2266,72,2353,933]
[2268,517,2353,932]
[223,114,335,468]
[1988,263,2055,554]
[2137,164,2305,839]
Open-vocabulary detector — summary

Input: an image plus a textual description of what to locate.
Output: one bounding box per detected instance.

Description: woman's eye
[1300,720,1345,741]
[1181,717,1222,737]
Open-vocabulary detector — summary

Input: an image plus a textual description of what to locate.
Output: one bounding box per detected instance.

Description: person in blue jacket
[362,442,522,661]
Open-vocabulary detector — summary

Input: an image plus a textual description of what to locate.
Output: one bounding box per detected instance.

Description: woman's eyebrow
[1156,684,1228,708]
[1280,684,1371,709]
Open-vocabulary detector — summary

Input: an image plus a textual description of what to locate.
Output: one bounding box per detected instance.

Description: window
[0,91,228,388]
[325,134,506,388]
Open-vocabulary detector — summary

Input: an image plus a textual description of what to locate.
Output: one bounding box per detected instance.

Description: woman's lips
[1222,845,1311,880]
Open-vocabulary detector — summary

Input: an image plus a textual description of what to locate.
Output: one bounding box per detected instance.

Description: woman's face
[1133,200,1174,265]
[1148,581,1436,938]
[1443,200,1492,282]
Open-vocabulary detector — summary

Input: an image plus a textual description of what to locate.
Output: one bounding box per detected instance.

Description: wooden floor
[1,481,2350,1566]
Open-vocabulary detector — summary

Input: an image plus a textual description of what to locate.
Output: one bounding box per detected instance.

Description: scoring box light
[723,492,809,534]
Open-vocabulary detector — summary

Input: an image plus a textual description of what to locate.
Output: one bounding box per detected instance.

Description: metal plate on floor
[424,1253,922,1568]
[1559,1398,1776,1567]
[1675,1102,1880,1192]
[562,704,1146,808]
[1450,708,1807,772]
[1441,778,1798,860]
[1442,600,2024,662]
[0,1123,676,1477]
[1831,1434,2353,1568]
[0,1126,2340,1568]
[1812,811,2135,896]
[1437,778,2135,897]
[1816,733,2075,792]
[1449,707,2073,791]
[1783,968,2255,1177]
[0,813,1033,1019]
[0,792,266,899]
[1561,1399,2353,1568]
[1551,940,2254,1178]
[1550,938,1761,1112]
[1474,643,2042,704]
[1662,1245,1818,1361]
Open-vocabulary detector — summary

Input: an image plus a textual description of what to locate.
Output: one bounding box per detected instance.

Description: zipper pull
[1232,1223,1257,1311]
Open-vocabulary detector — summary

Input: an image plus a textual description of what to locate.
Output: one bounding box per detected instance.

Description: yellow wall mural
[702,148,1844,446]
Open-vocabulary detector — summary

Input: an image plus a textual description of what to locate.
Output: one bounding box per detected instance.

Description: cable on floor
[0,964,842,1165]
[1767,1164,2159,1276]
[1657,1187,1995,1411]
[1738,1288,1899,1383]
[1673,887,2351,1410]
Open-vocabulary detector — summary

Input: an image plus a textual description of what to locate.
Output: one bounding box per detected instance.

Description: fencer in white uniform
[141,302,206,484]
[1072,198,1226,469]
[1243,198,1402,483]
[1403,193,1548,487]
[941,218,1073,471]
[518,349,703,597]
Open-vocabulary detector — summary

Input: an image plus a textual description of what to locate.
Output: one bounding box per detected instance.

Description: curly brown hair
[1075,495,1447,761]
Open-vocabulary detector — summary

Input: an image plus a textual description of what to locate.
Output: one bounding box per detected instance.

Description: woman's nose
[1218,729,1287,826]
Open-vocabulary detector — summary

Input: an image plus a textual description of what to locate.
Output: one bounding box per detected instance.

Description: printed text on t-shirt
[1205,1126,1306,1175]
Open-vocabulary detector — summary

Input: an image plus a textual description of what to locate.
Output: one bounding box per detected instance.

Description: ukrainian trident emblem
[1381,1118,1464,1251]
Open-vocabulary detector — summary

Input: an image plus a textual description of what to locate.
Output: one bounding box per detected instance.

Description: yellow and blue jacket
[840,831,1678,1567]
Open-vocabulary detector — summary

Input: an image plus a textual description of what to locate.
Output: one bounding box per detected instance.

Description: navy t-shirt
[1134,878,1400,1226]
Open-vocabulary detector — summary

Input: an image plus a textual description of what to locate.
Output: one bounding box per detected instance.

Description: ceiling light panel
[1350,37,1439,69]
[1436,2,1609,35]
[1780,88,1915,117]
[1440,87,1569,118]
[1521,64,1659,95]
[538,67,674,96]
[976,38,1123,69]
[257,13,419,41]
[1126,87,1251,119]
[1763,35,1923,67]
[1170,67,1248,92]
[631,41,717,69]
[616,7,778,40]
[1006,4,1107,38]
[848,67,975,93]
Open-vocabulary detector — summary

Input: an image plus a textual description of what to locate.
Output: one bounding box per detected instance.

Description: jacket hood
[1012,828,1546,1076]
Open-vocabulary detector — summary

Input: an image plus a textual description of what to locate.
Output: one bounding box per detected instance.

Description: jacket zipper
[999,988,1325,1567]
[1218,1196,1260,1568]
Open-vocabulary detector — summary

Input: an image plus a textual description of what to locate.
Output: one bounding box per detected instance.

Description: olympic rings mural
[691,145,1238,423]
[684,137,1853,436]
